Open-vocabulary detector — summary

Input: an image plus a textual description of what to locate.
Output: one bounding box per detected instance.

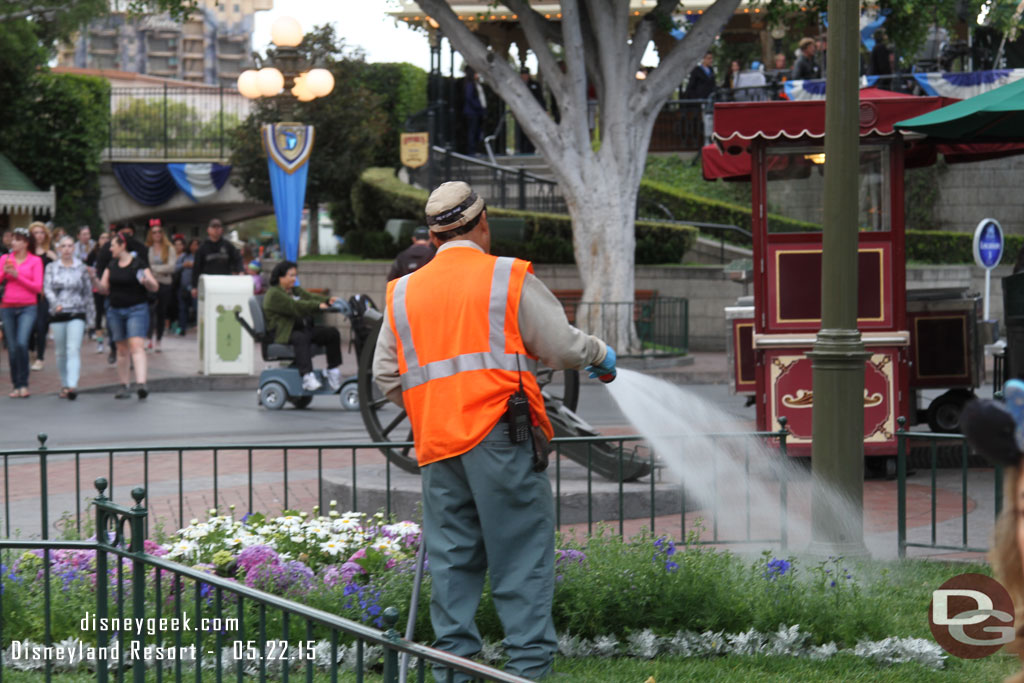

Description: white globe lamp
[271,16,303,47]
[305,68,335,98]
[256,67,284,97]
[236,69,261,99]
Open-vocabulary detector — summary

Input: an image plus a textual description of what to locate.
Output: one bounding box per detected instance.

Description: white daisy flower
[167,540,198,559]
[320,539,344,556]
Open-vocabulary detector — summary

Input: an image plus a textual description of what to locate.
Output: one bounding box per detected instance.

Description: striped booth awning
[0,186,55,215]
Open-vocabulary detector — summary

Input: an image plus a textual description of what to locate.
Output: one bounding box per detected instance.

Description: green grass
[643,155,752,208]
[3,652,1017,682]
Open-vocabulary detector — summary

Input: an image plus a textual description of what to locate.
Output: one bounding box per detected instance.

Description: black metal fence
[108,86,251,160]
[406,146,567,214]
[896,417,1004,557]
[0,481,527,682]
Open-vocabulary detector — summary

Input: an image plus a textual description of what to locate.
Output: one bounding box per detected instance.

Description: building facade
[57,0,273,88]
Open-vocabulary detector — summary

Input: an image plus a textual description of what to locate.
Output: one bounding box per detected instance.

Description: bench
[551,289,658,329]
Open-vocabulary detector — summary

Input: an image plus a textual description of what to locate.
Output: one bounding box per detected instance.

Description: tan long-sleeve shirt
[372,240,607,405]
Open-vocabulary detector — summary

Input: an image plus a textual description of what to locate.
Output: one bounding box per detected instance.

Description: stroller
[237,293,381,411]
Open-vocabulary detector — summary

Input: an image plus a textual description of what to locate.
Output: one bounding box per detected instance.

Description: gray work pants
[420,421,557,681]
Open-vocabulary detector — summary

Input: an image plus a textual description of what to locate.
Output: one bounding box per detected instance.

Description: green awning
[0,153,54,216]
[895,77,1024,141]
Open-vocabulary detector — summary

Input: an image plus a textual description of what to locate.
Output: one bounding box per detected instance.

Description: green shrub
[907,229,1023,265]
[349,168,697,263]
[342,229,400,259]
[638,178,820,243]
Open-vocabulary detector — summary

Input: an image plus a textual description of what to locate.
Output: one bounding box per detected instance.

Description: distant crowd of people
[0,217,247,400]
[682,31,896,103]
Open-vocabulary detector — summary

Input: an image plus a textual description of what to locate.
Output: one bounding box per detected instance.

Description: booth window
[764,144,891,233]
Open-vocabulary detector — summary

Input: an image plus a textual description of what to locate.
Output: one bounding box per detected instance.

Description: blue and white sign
[973,218,1004,270]
[973,218,1004,322]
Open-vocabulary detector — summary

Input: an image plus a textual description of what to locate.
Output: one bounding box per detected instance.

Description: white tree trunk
[413,0,741,351]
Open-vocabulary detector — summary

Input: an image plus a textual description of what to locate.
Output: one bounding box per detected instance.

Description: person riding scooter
[262,260,343,392]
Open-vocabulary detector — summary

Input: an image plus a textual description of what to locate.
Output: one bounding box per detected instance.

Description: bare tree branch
[643,0,742,109]
[502,0,565,96]
[559,0,593,159]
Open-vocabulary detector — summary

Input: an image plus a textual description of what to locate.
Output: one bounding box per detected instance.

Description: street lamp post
[236,17,335,259]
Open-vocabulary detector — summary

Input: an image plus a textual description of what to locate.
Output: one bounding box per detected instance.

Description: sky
[252,1,435,71]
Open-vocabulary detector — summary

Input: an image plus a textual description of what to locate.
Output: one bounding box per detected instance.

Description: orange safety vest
[385,245,554,467]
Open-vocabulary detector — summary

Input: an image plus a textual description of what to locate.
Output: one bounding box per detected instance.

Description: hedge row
[347,168,698,264]
[348,168,1006,266]
[906,229,1023,265]
[638,178,820,240]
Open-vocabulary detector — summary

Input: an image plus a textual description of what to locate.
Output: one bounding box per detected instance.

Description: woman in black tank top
[97,232,159,399]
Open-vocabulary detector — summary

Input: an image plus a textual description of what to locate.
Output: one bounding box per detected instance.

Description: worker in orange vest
[372,181,615,680]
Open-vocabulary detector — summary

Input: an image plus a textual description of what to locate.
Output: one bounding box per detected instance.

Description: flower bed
[0,507,961,673]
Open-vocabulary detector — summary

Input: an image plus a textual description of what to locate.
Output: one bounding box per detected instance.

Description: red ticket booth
[706,91,961,455]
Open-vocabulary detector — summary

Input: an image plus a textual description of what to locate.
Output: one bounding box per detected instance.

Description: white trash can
[198,274,254,375]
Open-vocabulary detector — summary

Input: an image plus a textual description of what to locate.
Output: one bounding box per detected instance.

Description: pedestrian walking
[28,221,55,372]
[94,223,149,366]
[97,232,159,399]
[86,232,109,354]
[386,227,435,281]
[44,236,96,400]
[146,222,175,352]
[0,227,43,398]
[372,181,617,681]
[190,218,243,299]
[73,226,94,263]
[176,237,200,334]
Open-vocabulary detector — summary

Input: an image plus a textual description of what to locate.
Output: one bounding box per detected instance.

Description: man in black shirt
[683,52,716,100]
[387,227,435,281]
[191,218,243,298]
[791,37,821,80]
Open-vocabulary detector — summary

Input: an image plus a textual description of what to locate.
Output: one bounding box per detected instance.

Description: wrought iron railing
[896,417,1004,558]
[554,298,689,356]
[406,146,567,214]
[107,85,251,160]
[0,480,527,682]
[2,430,787,549]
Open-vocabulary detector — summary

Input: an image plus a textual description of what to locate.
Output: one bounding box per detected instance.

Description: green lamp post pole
[806,0,871,558]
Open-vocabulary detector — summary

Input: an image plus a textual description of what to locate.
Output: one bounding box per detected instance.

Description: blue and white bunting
[167,163,232,202]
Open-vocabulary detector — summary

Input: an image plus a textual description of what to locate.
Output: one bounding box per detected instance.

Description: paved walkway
[0,329,1000,562]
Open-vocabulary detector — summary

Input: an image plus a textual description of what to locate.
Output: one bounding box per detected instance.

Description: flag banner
[912,69,1024,99]
[784,70,1024,101]
[167,163,232,201]
[261,123,315,262]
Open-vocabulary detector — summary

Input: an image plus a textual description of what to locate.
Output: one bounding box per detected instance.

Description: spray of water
[603,368,865,554]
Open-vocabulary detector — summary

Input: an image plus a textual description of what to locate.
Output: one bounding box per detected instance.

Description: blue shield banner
[261,123,315,262]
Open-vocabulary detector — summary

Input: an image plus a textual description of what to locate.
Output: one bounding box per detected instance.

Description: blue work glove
[586,346,617,382]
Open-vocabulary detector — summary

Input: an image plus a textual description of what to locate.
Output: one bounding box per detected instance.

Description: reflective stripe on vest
[392,256,536,391]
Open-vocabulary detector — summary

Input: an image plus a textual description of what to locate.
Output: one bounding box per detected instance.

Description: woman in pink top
[0,227,44,397]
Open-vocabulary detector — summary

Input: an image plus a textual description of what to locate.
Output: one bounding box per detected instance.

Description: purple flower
[144,540,168,557]
[763,558,791,580]
[555,549,586,567]
[665,561,679,573]
[236,545,280,572]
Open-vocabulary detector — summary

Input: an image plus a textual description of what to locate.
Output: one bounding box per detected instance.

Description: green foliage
[230,25,387,240]
[111,98,241,152]
[638,178,818,245]
[908,229,1024,265]
[353,62,428,167]
[904,159,948,232]
[341,229,401,259]
[1,72,110,227]
[348,168,698,264]
[644,155,751,207]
